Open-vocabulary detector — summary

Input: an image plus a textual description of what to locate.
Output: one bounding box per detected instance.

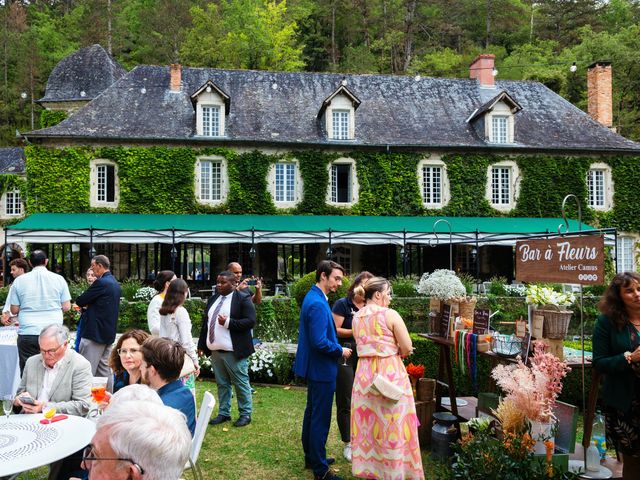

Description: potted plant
[417,269,476,331]
[525,285,575,339]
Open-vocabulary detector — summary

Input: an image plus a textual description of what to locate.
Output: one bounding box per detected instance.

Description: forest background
[2,0,640,146]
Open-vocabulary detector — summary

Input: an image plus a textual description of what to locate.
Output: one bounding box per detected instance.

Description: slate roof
[28,64,640,153]
[0,148,25,174]
[38,44,126,104]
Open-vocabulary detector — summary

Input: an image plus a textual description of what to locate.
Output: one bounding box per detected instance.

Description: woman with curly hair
[109,329,150,393]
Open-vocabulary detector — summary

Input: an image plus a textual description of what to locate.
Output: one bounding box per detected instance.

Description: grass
[195,380,447,480]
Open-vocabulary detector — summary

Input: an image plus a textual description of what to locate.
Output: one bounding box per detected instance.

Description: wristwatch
[624,351,633,363]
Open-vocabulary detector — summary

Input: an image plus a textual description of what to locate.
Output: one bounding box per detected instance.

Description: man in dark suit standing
[76,255,121,388]
[294,260,351,480]
[198,270,256,427]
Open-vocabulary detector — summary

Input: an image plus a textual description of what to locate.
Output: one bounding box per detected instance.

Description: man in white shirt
[9,250,71,373]
[198,270,256,427]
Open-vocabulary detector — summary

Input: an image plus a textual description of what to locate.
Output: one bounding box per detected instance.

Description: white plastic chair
[183,390,215,477]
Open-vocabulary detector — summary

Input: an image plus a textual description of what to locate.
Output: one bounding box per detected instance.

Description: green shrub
[254,297,299,342]
[118,301,149,331]
[458,273,477,296]
[0,285,9,304]
[390,275,420,297]
[488,276,507,296]
[120,278,144,301]
[68,279,90,300]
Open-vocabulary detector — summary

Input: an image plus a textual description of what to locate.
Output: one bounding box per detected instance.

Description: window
[97,164,115,203]
[491,116,508,144]
[202,106,221,137]
[275,163,296,202]
[586,163,613,211]
[422,166,442,205]
[333,246,352,274]
[4,189,21,216]
[417,158,449,209]
[332,110,350,140]
[617,236,635,272]
[90,159,119,208]
[486,161,520,211]
[491,166,510,205]
[195,157,227,205]
[331,164,351,203]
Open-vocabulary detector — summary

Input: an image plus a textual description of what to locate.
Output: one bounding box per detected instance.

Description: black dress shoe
[305,457,335,469]
[209,414,231,425]
[233,415,251,427]
[314,470,343,480]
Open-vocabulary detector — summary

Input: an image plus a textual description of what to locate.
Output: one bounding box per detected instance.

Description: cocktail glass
[2,397,13,419]
[43,405,56,424]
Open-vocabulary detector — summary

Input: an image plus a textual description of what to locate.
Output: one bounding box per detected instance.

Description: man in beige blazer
[15,324,92,417]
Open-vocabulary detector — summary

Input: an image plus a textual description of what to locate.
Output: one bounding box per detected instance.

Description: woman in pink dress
[351,276,424,480]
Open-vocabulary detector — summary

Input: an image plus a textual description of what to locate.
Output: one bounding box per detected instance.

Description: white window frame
[326,158,359,206]
[485,160,520,211]
[195,156,228,206]
[2,188,22,217]
[268,160,302,208]
[616,235,636,272]
[195,90,226,137]
[486,102,514,144]
[587,162,613,211]
[417,158,449,209]
[90,158,119,209]
[326,94,355,140]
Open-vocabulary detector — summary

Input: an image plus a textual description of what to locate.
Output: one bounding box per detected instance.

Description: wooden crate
[415,400,436,448]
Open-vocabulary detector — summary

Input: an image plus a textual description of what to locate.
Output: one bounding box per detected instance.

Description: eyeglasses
[40,342,66,356]
[117,348,141,356]
[82,444,145,474]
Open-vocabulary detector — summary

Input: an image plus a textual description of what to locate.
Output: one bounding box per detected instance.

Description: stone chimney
[170,64,182,92]
[469,54,495,88]
[587,61,613,129]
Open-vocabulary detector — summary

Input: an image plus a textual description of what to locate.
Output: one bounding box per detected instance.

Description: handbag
[180,353,196,377]
[367,373,403,402]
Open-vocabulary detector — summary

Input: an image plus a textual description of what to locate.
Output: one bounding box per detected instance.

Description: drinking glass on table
[43,404,56,424]
[342,342,352,366]
[2,396,13,419]
[91,377,108,410]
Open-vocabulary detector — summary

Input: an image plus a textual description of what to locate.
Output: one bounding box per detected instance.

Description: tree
[181,0,305,71]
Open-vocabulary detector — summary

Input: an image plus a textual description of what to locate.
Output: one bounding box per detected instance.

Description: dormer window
[318,84,361,141]
[467,91,521,145]
[191,81,230,138]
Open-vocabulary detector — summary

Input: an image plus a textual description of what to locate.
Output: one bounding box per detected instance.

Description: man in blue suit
[294,260,351,480]
[76,255,121,389]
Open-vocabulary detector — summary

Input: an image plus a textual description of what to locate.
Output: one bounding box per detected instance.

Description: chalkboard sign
[473,309,490,334]
[441,303,452,338]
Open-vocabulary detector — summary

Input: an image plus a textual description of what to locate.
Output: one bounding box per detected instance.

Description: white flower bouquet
[525,285,575,307]
[133,286,157,302]
[416,269,467,301]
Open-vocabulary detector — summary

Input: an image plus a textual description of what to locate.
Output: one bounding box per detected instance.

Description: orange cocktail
[91,386,107,403]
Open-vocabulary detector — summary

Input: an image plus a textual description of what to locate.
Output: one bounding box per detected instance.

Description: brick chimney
[587,61,613,129]
[170,64,182,92]
[469,54,496,88]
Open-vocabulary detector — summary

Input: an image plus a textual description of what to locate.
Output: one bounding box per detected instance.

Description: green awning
[6,213,604,246]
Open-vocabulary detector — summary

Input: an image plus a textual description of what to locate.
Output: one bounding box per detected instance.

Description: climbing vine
[20,146,640,234]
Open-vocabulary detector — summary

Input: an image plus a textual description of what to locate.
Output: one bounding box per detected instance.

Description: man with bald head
[226,262,262,305]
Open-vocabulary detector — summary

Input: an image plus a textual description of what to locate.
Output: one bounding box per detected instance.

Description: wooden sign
[473,309,490,334]
[515,235,605,285]
[515,318,527,338]
[441,303,452,338]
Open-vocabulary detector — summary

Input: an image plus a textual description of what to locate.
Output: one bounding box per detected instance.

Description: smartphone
[20,395,36,405]
[247,279,257,286]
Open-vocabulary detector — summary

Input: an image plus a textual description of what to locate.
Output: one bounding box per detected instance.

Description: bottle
[586,440,600,472]
[592,413,607,461]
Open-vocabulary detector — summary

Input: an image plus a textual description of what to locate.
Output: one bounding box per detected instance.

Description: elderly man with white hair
[77,400,192,480]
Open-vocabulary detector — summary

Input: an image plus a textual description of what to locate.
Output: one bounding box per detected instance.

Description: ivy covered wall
[14,145,640,234]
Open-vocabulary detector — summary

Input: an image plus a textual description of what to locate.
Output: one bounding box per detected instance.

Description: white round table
[0,413,96,476]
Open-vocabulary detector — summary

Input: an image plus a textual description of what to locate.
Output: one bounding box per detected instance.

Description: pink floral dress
[351,306,424,480]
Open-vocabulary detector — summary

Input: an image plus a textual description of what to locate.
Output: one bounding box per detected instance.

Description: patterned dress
[351,306,424,480]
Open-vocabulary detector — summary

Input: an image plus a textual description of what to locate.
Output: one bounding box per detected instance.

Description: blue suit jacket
[75,271,121,345]
[294,285,342,382]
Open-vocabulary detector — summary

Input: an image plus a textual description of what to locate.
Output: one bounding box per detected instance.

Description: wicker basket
[534,305,573,340]
[459,297,477,321]
[429,297,442,312]
[491,334,523,358]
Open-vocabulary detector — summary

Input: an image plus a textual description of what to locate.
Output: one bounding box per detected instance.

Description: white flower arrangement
[248,347,276,378]
[198,353,214,376]
[133,286,157,302]
[504,284,526,297]
[416,269,467,301]
[525,284,575,307]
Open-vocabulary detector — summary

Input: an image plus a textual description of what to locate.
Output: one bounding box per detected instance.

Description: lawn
[193,380,448,480]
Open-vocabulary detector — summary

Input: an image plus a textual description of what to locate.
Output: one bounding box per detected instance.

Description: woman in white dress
[147,270,176,336]
[159,278,200,397]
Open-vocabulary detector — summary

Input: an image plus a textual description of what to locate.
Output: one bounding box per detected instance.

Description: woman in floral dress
[351,276,424,480]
